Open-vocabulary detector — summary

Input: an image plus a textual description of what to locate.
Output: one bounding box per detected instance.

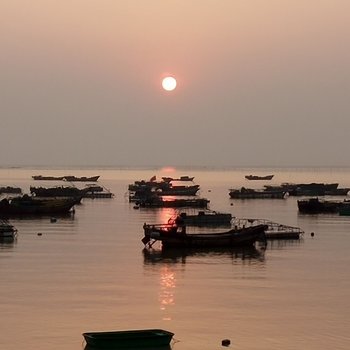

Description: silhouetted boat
[297,198,341,213]
[0,195,77,216]
[136,197,209,208]
[265,183,342,196]
[30,185,89,198]
[339,201,350,216]
[229,187,287,199]
[174,210,232,226]
[162,176,195,182]
[245,174,274,180]
[142,222,267,249]
[0,186,22,194]
[32,175,65,180]
[0,220,17,239]
[63,175,100,182]
[83,329,174,348]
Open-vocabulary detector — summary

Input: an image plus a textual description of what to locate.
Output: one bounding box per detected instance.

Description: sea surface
[0,167,349,350]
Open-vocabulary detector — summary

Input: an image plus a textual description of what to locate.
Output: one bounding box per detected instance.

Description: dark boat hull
[297,198,340,213]
[229,190,286,199]
[143,224,267,249]
[83,329,174,348]
[245,175,274,180]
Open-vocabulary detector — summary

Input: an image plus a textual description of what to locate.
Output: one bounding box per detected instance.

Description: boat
[0,195,77,216]
[30,185,90,198]
[83,329,174,348]
[229,187,287,199]
[162,176,195,182]
[245,175,274,180]
[0,186,22,194]
[32,175,65,180]
[136,196,209,208]
[297,197,341,213]
[142,222,267,249]
[63,175,100,182]
[339,201,350,216]
[0,220,17,239]
[173,210,232,226]
[233,218,304,240]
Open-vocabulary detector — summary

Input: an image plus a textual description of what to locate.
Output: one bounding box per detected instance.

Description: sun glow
[162,77,177,91]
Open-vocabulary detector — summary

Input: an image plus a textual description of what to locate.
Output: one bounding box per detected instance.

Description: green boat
[83,329,174,348]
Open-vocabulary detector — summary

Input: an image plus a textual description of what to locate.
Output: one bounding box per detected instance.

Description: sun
[162,76,177,91]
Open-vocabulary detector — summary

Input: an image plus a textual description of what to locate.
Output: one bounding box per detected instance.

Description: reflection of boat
[142,222,267,249]
[233,218,304,240]
[142,246,264,264]
[245,175,274,180]
[174,210,232,226]
[83,329,174,348]
[0,195,77,216]
[0,220,17,239]
[297,198,341,213]
[229,187,287,199]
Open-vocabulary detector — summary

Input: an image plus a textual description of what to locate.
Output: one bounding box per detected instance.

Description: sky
[1,0,349,168]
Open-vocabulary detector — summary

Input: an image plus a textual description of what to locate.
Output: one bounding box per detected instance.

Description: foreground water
[0,167,349,350]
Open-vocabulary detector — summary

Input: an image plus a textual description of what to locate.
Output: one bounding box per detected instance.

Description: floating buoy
[222,339,231,347]
[311,232,314,237]
[208,189,211,192]
[230,203,233,206]
[37,233,42,236]
[50,217,57,223]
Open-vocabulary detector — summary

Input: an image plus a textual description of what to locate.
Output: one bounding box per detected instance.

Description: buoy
[133,205,140,210]
[37,233,42,236]
[50,217,57,223]
[230,203,233,206]
[222,339,231,347]
[311,232,314,237]
[208,189,211,192]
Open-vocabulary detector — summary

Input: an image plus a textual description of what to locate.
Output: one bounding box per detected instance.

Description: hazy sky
[1,1,349,168]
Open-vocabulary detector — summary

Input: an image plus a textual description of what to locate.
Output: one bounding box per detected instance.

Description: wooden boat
[0,220,17,239]
[0,195,77,216]
[0,186,22,194]
[30,185,90,198]
[245,174,274,180]
[162,176,195,182]
[136,197,209,208]
[83,329,174,348]
[32,175,65,181]
[63,175,100,182]
[297,198,341,213]
[142,222,267,249]
[174,210,232,226]
[229,187,287,199]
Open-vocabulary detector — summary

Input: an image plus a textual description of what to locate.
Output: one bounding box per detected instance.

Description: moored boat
[297,197,341,213]
[63,175,100,182]
[0,220,17,239]
[142,222,267,249]
[0,186,22,194]
[32,175,65,181]
[83,329,174,348]
[245,175,274,180]
[30,185,89,198]
[229,187,287,199]
[174,210,232,226]
[0,195,77,216]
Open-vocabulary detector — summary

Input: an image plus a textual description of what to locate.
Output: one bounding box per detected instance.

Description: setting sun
[162,76,177,91]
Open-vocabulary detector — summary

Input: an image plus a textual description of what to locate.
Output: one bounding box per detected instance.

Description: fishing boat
[32,175,65,181]
[0,186,22,194]
[0,220,17,239]
[0,195,77,216]
[245,174,274,180]
[162,176,195,182]
[174,210,232,226]
[297,197,341,213]
[63,175,100,182]
[30,185,90,198]
[142,222,267,249]
[229,187,287,199]
[83,329,174,348]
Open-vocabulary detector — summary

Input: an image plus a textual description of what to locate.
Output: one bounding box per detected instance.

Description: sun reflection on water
[159,266,176,319]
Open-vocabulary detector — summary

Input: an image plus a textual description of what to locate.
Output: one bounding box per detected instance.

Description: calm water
[0,167,349,350]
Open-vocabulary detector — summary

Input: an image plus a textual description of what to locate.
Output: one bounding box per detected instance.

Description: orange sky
[1,1,350,167]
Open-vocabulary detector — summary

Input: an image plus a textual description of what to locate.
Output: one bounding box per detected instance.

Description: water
[0,167,349,350]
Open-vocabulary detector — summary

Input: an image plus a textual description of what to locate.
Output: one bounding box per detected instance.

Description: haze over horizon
[1,1,349,168]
